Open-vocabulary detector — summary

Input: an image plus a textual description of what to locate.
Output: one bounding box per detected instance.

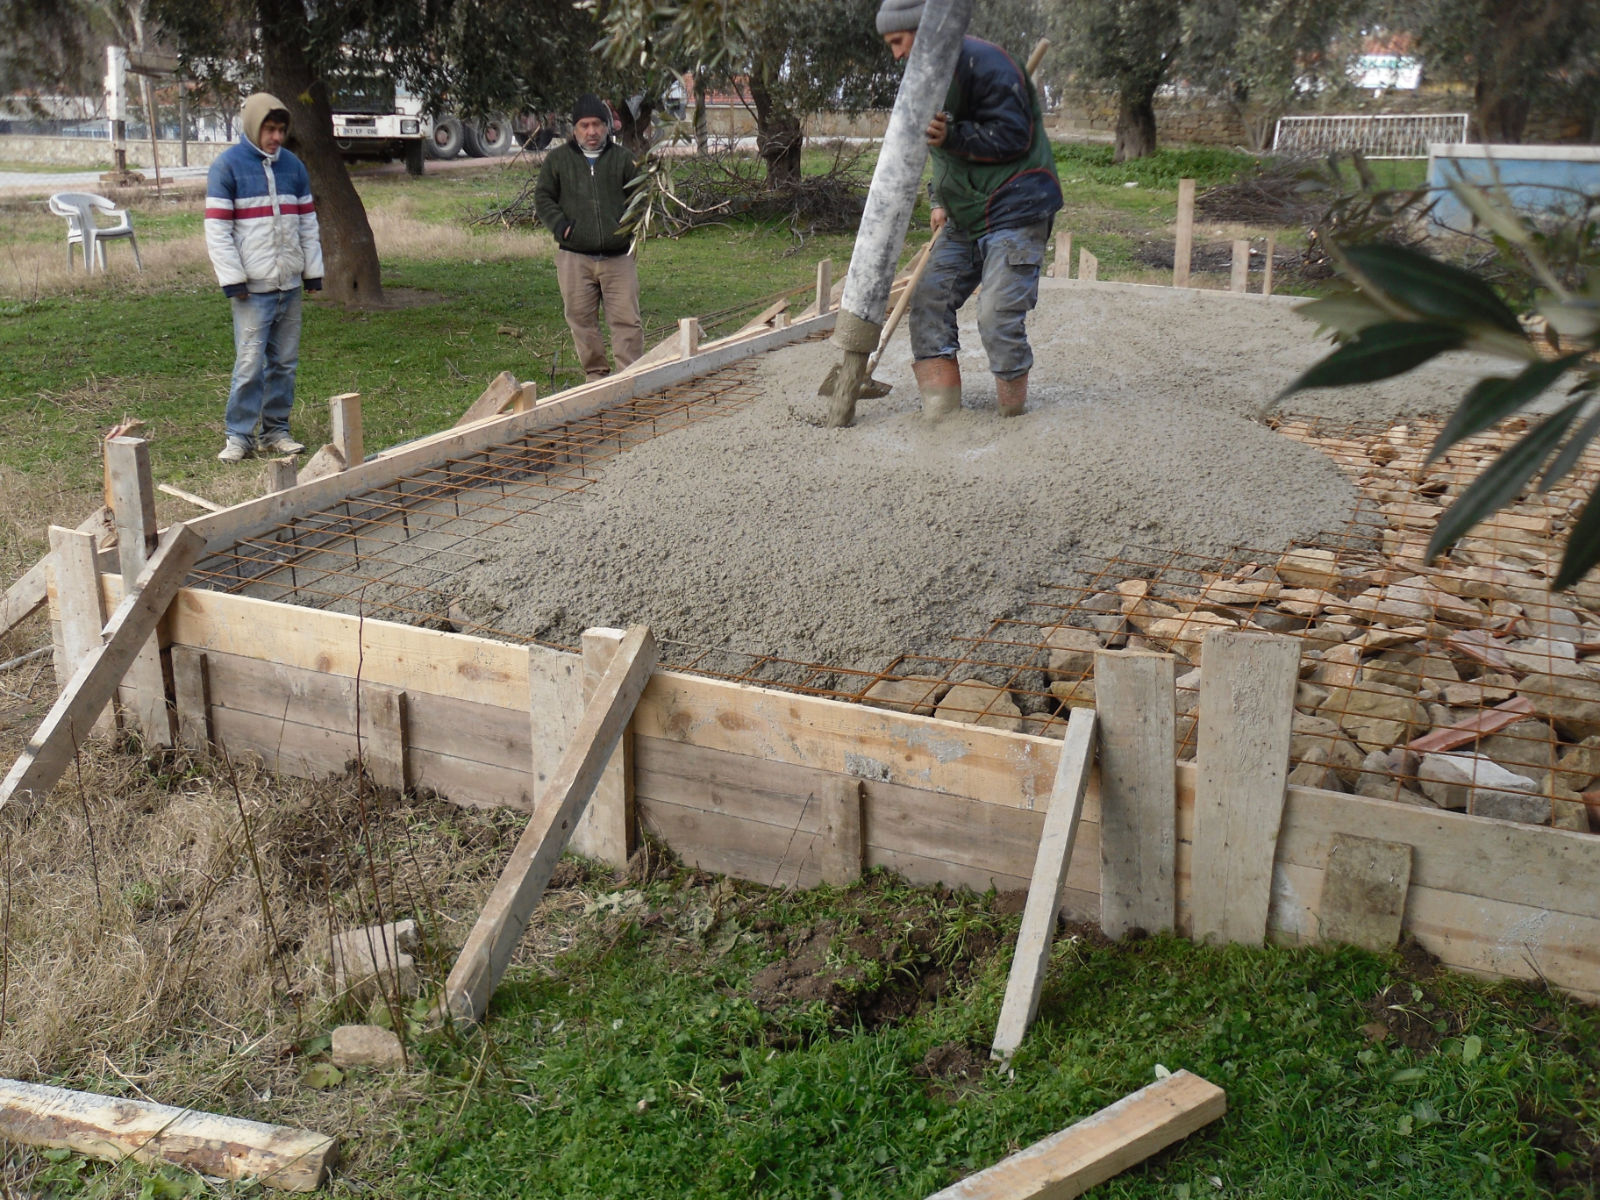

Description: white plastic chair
[47,192,143,273]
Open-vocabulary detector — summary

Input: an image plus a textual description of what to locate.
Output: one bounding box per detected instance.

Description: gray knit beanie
[875,0,925,34]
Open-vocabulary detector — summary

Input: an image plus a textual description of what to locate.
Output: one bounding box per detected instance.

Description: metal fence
[1272,113,1470,159]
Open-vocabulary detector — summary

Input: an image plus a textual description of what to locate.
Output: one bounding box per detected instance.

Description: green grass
[391,871,1595,1199]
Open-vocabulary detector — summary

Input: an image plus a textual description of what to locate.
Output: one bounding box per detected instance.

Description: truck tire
[464,114,515,157]
[404,137,425,175]
[426,116,464,159]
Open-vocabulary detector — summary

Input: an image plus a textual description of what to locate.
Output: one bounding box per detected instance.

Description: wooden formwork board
[78,575,1600,1003]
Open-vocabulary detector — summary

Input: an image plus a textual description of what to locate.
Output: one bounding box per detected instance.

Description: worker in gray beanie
[875,0,925,34]
[878,3,1061,419]
[534,93,644,381]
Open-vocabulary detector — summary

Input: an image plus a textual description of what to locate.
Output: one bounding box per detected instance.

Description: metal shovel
[817,224,946,400]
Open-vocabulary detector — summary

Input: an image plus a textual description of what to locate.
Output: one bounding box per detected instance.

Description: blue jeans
[225,288,302,442]
[908,219,1050,380]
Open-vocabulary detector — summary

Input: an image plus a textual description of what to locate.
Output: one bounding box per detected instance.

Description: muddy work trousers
[907,219,1050,381]
[556,248,644,381]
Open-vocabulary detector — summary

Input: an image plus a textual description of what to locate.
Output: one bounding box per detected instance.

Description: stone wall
[0,134,226,168]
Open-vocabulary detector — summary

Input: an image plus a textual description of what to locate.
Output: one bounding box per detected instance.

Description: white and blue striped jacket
[204,136,324,296]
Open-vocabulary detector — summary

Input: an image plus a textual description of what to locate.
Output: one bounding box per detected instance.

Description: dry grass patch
[366,194,546,264]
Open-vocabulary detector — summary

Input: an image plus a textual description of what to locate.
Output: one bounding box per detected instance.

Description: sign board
[127,48,181,76]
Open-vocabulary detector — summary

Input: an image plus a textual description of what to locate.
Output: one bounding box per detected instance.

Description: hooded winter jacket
[930,37,1062,236]
[204,93,324,296]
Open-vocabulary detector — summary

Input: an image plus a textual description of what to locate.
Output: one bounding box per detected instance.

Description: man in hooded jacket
[535,94,644,382]
[204,92,323,462]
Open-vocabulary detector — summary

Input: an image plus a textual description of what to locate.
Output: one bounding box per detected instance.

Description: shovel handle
[869,224,946,370]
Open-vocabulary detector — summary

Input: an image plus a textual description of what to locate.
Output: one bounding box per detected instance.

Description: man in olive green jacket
[535,94,644,381]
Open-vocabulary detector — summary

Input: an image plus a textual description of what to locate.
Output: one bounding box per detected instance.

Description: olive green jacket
[534,138,638,255]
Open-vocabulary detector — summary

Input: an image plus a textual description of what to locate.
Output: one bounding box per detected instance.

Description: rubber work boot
[995,372,1028,418]
[914,356,962,421]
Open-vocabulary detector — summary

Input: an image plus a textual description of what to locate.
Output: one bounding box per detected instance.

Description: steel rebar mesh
[188,382,1600,832]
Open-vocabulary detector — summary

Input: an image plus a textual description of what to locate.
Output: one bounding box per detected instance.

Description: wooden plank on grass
[991,708,1096,1061]
[571,627,635,866]
[1096,650,1176,938]
[0,1076,337,1192]
[1318,832,1412,952]
[925,1069,1225,1200]
[1190,629,1299,946]
[1174,178,1195,288]
[106,436,174,746]
[48,525,113,736]
[0,524,204,809]
[446,625,657,1022]
[455,371,520,426]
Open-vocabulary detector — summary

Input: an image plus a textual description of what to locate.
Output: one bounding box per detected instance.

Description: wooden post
[1190,630,1299,946]
[330,392,363,468]
[512,382,536,414]
[815,258,832,315]
[446,625,658,1022]
[1051,229,1073,279]
[820,776,863,886]
[1230,239,1250,292]
[991,708,1096,1062]
[678,317,701,360]
[170,645,213,751]
[360,683,408,793]
[1096,650,1176,939]
[0,524,205,810]
[0,1076,338,1192]
[1262,234,1276,297]
[264,458,298,494]
[1077,248,1098,282]
[1174,178,1195,288]
[570,627,636,867]
[105,436,174,746]
[47,526,114,736]
[924,1071,1225,1200]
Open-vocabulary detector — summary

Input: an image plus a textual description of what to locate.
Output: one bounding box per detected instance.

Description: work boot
[995,372,1028,418]
[258,432,306,456]
[217,436,253,463]
[914,356,962,421]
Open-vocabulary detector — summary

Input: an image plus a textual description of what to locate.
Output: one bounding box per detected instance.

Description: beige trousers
[555,248,644,380]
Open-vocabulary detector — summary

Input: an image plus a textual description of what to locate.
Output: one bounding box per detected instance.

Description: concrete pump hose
[831,0,973,357]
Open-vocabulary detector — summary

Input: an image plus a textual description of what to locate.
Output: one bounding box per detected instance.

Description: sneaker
[258,433,306,455]
[217,436,253,463]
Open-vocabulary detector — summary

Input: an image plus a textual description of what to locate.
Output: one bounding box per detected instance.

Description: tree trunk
[693,77,708,154]
[617,97,655,155]
[258,0,384,307]
[1114,85,1158,162]
[1474,81,1531,143]
[749,77,803,185]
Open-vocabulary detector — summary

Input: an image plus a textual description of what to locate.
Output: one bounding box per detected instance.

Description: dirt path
[458,282,1490,682]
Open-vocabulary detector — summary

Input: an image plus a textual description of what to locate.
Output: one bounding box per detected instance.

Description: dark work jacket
[931,36,1062,235]
[533,136,638,255]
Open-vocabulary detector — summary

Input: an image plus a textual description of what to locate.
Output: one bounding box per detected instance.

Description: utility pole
[105,47,129,177]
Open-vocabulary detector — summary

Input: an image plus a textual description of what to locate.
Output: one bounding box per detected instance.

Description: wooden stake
[1,507,114,640]
[511,382,536,415]
[0,1076,338,1192]
[991,708,1096,1062]
[924,1070,1225,1199]
[106,436,174,746]
[1174,178,1195,288]
[1077,248,1098,282]
[1190,630,1299,946]
[1096,650,1176,939]
[360,683,408,793]
[446,625,658,1022]
[815,258,833,315]
[0,524,204,810]
[1230,239,1249,292]
[1262,234,1276,297]
[1051,230,1072,279]
[678,317,701,360]
[820,776,863,886]
[170,645,213,751]
[264,458,298,494]
[455,372,520,427]
[570,628,636,867]
[329,393,363,468]
[47,526,113,736]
